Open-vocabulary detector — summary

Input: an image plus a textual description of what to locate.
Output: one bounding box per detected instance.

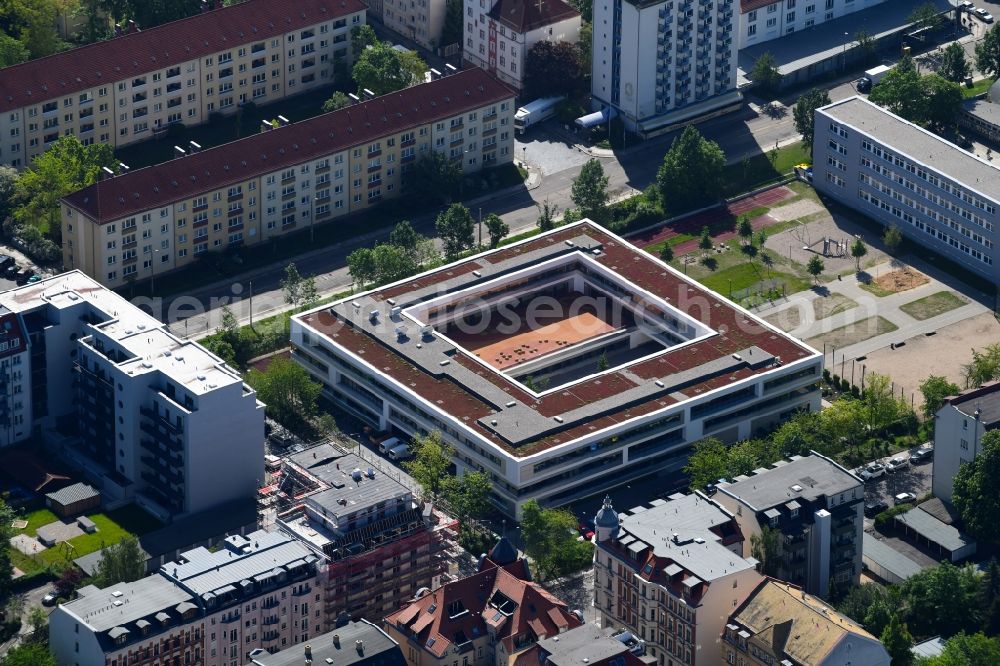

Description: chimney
[189,141,202,154]
[362,88,375,100]
[348,93,361,105]
[333,634,340,648]
[277,115,290,126]
[305,645,312,659]
[173,145,186,159]
[356,639,364,654]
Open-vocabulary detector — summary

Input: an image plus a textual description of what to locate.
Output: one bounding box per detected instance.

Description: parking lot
[858,447,934,528]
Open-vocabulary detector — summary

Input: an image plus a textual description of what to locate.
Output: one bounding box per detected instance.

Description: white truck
[857,65,892,93]
[514,96,564,134]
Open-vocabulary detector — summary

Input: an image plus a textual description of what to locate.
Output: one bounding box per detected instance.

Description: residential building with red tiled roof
[0,0,366,169]
[384,547,582,666]
[59,68,515,288]
[593,493,763,666]
[463,0,581,93]
[290,220,821,518]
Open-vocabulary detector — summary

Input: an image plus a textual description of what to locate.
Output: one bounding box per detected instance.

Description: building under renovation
[271,443,458,625]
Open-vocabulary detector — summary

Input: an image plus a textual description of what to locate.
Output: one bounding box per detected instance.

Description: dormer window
[447,600,466,618]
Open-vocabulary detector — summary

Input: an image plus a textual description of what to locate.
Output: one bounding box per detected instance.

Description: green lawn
[963,78,995,100]
[899,291,967,321]
[723,142,811,196]
[699,263,809,298]
[11,504,163,574]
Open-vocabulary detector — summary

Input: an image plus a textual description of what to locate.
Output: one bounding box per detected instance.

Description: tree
[750,51,782,93]
[403,431,454,498]
[977,24,1000,79]
[940,42,971,83]
[352,42,412,96]
[389,219,420,256]
[869,56,927,124]
[924,633,1000,666]
[537,200,558,231]
[92,535,145,588]
[13,135,117,238]
[698,225,713,252]
[246,357,321,427]
[398,49,428,86]
[53,565,84,598]
[566,0,592,22]
[571,158,610,218]
[964,343,1000,388]
[924,74,964,130]
[98,0,202,29]
[836,581,896,637]
[578,22,592,74]
[371,243,419,284]
[1,0,66,59]
[346,246,378,289]
[902,563,983,639]
[27,605,47,636]
[484,213,508,249]
[919,375,960,419]
[850,238,867,271]
[792,88,832,149]
[953,430,1000,543]
[683,437,729,490]
[883,223,903,254]
[350,24,377,55]
[750,525,780,577]
[737,215,753,245]
[0,498,13,601]
[880,613,914,666]
[656,126,725,214]
[281,263,303,308]
[806,255,824,283]
[659,244,674,263]
[0,32,28,67]
[908,1,941,31]
[0,165,18,222]
[520,499,594,581]
[436,203,475,259]
[1,644,57,666]
[440,0,463,45]
[523,40,584,99]
[322,91,351,112]
[443,470,492,521]
[405,151,462,205]
[860,373,909,434]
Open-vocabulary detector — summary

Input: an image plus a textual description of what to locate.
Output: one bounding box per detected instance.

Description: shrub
[832,374,841,387]
[875,503,912,530]
[823,369,831,382]
[851,385,861,398]
[841,378,851,392]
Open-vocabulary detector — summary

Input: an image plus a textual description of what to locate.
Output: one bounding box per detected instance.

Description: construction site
[258,442,460,627]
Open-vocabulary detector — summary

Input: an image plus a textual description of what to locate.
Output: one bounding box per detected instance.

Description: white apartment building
[463,0,581,93]
[384,0,448,50]
[0,0,366,168]
[0,308,31,445]
[932,382,1000,503]
[49,530,324,666]
[593,493,764,666]
[592,0,741,136]
[60,68,515,289]
[0,272,264,520]
[739,0,888,49]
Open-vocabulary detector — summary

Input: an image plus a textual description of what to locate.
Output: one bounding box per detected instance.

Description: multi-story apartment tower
[49,530,325,666]
[384,0,448,50]
[814,96,1000,282]
[0,271,264,520]
[60,68,515,289]
[932,381,1000,503]
[713,453,864,598]
[0,0,366,168]
[463,0,581,94]
[593,493,763,666]
[276,444,458,625]
[739,0,888,49]
[591,0,740,136]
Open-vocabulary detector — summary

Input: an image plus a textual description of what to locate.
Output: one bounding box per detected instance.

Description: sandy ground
[871,267,929,293]
[858,312,1000,405]
[765,208,889,276]
[767,198,825,222]
[9,534,45,556]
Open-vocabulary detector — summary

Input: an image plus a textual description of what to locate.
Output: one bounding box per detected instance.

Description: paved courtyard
[9,534,45,556]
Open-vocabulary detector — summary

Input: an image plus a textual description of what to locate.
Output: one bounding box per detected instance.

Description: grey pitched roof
[717,454,862,511]
[60,576,194,632]
[45,482,99,505]
[896,507,976,553]
[251,620,405,666]
[537,625,630,666]
[489,536,518,565]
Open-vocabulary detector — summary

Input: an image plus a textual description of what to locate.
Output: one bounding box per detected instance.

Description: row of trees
[869,55,963,130]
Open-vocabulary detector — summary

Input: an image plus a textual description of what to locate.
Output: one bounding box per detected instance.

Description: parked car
[579,525,595,540]
[0,254,14,271]
[860,463,886,481]
[959,0,974,10]
[42,592,57,606]
[14,268,34,285]
[976,7,994,22]
[894,492,918,505]
[26,275,41,284]
[910,447,934,464]
[378,436,402,454]
[886,456,910,473]
[2,263,18,278]
[388,443,411,460]
[864,499,890,518]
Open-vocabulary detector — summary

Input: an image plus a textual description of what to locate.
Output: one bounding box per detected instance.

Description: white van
[389,443,411,460]
[378,437,401,454]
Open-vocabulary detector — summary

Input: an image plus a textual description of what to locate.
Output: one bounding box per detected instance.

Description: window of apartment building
[747,24,757,36]
[747,10,757,21]
[767,2,777,12]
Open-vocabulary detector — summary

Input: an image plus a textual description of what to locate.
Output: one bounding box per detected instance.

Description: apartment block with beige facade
[49,530,325,666]
[0,0,366,169]
[383,0,448,50]
[60,68,515,288]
